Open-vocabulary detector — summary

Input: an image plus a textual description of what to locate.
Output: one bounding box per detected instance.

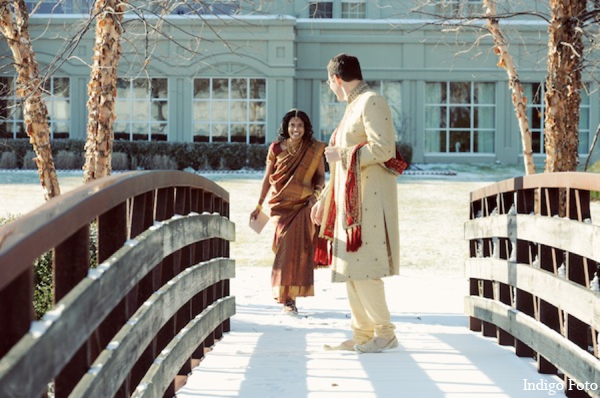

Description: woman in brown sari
[250,109,326,314]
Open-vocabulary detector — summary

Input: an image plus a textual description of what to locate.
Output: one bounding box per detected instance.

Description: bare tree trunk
[83,0,127,183]
[0,0,60,199]
[483,0,536,175]
[544,0,585,173]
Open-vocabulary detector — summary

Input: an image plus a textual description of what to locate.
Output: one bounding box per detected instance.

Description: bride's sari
[267,138,326,303]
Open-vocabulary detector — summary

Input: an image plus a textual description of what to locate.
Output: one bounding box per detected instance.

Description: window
[309,2,333,18]
[26,0,93,14]
[211,1,240,15]
[524,83,590,155]
[173,0,239,15]
[43,77,70,139]
[192,78,266,144]
[320,80,402,144]
[341,1,366,19]
[425,82,495,154]
[435,0,483,17]
[0,77,70,139]
[0,77,25,140]
[115,78,168,141]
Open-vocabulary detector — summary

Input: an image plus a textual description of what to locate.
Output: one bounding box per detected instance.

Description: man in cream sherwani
[311,53,400,353]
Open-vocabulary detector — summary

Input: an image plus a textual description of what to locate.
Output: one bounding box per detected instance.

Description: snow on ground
[176,266,562,398]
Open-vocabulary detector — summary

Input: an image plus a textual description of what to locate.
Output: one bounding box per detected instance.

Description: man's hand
[311,200,324,226]
[324,146,341,163]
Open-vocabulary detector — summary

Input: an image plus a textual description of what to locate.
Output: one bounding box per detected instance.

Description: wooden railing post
[54,226,90,397]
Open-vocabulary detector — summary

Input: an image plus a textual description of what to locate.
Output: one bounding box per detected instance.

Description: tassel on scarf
[346,225,362,252]
[314,236,331,266]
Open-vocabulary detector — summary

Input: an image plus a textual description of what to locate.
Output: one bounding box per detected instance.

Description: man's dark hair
[277,109,314,142]
[327,53,363,82]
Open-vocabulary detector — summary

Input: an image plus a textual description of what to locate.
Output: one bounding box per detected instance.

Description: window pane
[425,107,442,129]
[0,123,11,139]
[212,124,228,142]
[231,79,247,99]
[475,130,495,153]
[53,78,70,97]
[250,101,265,122]
[213,79,229,99]
[250,79,266,99]
[132,101,149,120]
[53,121,69,139]
[116,102,131,120]
[449,107,470,128]
[449,82,470,104]
[151,124,167,141]
[132,123,148,140]
[211,2,239,15]
[193,124,210,142]
[231,124,246,142]
[531,131,542,153]
[193,101,210,121]
[342,2,365,18]
[231,102,247,122]
[152,101,168,121]
[426,131,447,152]
[249,124,265,143]
[151,79,168,99]
[54,100,70,119]
[212,101,229,121]
[450,130,470,152]
[474,107,494,129]
[425,83,443,103]
[474,83,494,104]
[114,122,130,140]
[173,3,209,15]
[133,79,149,99]
[194,79,210,99]
[117,79,130,99]
[309,2,332,18]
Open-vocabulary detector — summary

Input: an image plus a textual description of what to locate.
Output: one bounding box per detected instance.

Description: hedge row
[0,139,412,171]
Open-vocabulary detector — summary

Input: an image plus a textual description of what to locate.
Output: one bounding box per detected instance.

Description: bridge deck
[177,266,562,398]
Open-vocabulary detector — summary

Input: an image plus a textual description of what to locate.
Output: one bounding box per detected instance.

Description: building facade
[0,0,597,165]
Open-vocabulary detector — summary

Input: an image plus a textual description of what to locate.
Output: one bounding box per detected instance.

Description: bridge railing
[465,172,600,397]
[0,170,235,398]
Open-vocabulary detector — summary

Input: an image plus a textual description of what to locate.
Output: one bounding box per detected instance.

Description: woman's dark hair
[327,53,363,82]
[277,109,314,142]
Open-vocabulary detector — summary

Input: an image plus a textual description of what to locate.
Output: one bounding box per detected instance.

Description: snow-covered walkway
[176,266,563,398]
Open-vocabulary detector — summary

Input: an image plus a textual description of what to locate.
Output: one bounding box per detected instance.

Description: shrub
[0,151,17,169]
[397,141,413,167]
[0,215,98,319]
[54,150,83,170]
[2,139,271,171]
[147,154,178,170]
[587,161,600,201]
[22,150,37,170]
[112,152,129,170]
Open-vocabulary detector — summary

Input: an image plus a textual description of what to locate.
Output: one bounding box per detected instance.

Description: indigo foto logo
[523,378,599,396]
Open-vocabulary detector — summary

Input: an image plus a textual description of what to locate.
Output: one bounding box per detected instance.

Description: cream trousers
[346,278,396,343]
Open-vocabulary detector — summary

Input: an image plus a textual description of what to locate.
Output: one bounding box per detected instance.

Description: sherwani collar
[346,81,370,104]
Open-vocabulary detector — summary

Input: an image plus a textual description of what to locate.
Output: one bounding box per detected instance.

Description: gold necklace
[287,140,300,155]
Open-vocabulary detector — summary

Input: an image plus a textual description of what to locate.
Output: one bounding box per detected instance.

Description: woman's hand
[324,146,342,163]
[306,194,317,208]
[250,207,261,222]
